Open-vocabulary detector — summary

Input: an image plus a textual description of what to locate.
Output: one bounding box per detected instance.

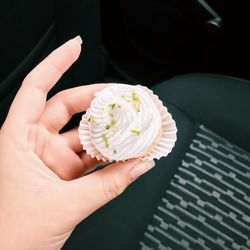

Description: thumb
[63,158,155,223]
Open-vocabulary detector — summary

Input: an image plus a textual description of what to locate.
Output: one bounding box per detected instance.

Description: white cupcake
[79,84,177,162]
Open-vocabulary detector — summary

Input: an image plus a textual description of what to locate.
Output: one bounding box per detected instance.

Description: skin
[0,36,155,250]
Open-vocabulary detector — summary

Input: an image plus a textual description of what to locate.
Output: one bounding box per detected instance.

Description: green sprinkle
[105,113,117,130]
[102,133,109,148]
[88,116,95,123]
[106,123,115,129]
[130,91,141,112]
[109,113,116,127]
[131,91,141,103]
[132,103,140,113]
[111,119,116,126]
[121,95,130,103]
[121,91,141,112]
[113,149,117,154]
[108,103,116,109]
[130,129,141,136]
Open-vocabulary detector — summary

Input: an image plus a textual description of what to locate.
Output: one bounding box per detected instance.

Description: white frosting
[86,84,162,161]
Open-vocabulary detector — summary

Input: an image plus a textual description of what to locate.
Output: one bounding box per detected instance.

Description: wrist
[0,213,66,250]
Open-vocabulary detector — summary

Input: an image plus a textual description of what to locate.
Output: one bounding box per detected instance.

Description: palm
[0,126,78,250]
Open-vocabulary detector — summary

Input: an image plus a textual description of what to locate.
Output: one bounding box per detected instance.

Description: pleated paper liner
[139,86,177,161]
[78,85,177,162]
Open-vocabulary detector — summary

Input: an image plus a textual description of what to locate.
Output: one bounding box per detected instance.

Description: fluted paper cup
[78,84,177,162]
[139,86,177,161]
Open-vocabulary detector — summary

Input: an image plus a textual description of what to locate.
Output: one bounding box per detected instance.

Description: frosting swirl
[86,84,162,161]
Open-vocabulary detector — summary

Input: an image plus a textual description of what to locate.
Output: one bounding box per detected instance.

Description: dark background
[101,0,250,83]
[1,0,250,89]
[0,0,104,126]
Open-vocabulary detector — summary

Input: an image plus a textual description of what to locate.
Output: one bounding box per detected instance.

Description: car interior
[0,0,249,250]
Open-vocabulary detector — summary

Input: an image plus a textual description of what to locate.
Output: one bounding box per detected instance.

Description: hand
[0,36,155,250]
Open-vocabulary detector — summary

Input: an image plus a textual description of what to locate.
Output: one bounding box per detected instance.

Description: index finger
[39,84,109,132]
[7,36,82,125]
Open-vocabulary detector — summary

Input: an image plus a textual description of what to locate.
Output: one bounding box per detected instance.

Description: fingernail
[131,160,155,181]
[73,35,83,45]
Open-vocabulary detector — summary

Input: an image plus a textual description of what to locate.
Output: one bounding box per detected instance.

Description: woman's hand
[0,36,155,250]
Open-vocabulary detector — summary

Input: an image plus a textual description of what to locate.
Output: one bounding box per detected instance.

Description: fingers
[47,151,84,181]
[79,151,105,174]
[7,36,82,126]
[62,159,155,222]
[61,127,104,173]
[39,84,108,132]
[41,137,85,180]
[61,127,82,152]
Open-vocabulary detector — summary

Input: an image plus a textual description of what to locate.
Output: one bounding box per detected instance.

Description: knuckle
[102,174,125,202]
[53,91,62,99]
[49,63,63,78]
[59,163,84,181]
[22,72,33,86]
[52,91,68,106]
[57,168,76,181]
[52,91,65,102]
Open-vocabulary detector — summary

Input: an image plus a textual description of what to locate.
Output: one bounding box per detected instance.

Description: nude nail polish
[73,35,83,45]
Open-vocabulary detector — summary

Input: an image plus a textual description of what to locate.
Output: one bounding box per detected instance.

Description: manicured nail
[131,160,155,181]
[73,35,83,45]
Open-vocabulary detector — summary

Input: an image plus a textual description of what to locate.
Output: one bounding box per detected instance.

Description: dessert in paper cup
[78,84,177,162]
